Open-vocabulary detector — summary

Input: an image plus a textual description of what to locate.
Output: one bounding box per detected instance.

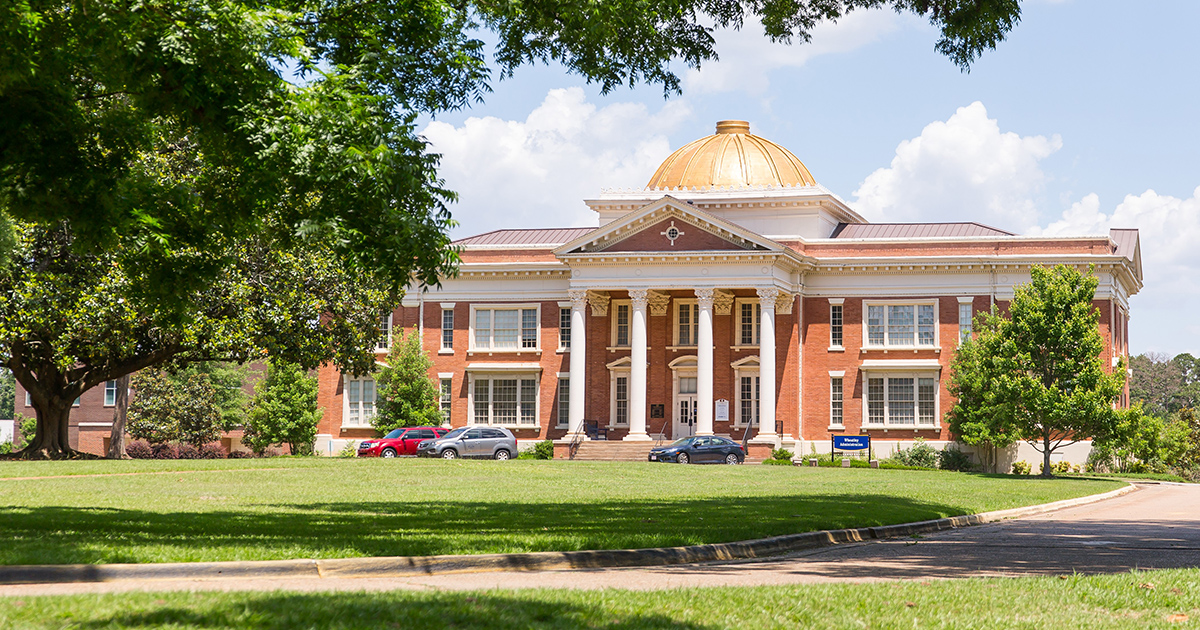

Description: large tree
[0,220,386,458]
[243,359,322,456]
[947,265,1125,477]
[2,1,1022,291]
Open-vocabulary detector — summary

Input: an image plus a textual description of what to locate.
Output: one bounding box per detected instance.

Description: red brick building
[313,120,1142,465]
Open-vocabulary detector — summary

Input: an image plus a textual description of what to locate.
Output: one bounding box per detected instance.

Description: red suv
[358,427,449,458]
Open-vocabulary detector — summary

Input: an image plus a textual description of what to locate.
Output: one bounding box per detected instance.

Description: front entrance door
[676,376,698,439]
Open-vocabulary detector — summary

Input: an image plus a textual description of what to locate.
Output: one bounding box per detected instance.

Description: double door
[676,376,698,439]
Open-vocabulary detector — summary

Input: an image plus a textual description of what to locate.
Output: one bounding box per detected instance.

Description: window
[676,301,698,346]
[959,301,973,343]
[739,301,761,346]
[473,307,539,350]
[739,375,760,427]
[559,307,571,349]
[557,377,570,427]
[25,390,31,407]
[104,380,118,406]
[345,377,377,427]
[472,377,538,426]
[614,376,629,425]
[439,378,452,423]
[830,303,843,348]
[830,377,844,426]
[865,303,937,348]
[441,308,454,350]
[864,375,939,427]
[376,312,392,351]
[615,303,630,346]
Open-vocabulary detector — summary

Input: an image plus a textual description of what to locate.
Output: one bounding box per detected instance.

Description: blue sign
[833,435,870,451]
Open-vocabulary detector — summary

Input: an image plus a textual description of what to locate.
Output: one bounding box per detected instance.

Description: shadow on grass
[0,492,988,565]
[68,592,711,630]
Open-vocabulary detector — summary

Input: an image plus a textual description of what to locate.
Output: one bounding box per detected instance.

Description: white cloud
[684,10,902,95]
[851,102,1062,230]
[421,88,691,237]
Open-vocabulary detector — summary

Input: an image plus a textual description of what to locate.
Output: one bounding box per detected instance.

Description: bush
[938,447,976,472]
[771,447,794,461]
[338,441,358,458]
[887,439,938,469]
[243,360,322,456]
[229,450,254,459]
[151,443,179,459]
[198,442,227,459]
[126,440,153,459]
[176,443,201,459]
[762,458,792,466]
[518,440,553,460]
[1011,460,1031,475]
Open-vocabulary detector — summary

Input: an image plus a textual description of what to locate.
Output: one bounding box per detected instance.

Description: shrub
[762,458,792,466]
[1011,460,1031,475]
[176,443,201,459]
[151,443,179,459]
[126,440,153,459]
[771,447,794,461]
[338,441,359,458]
[887,439,938,469]
[0,442,11,454]
[516,439,555,460]
[198,442,228,459]
[229,450,254,459]
[938,447,976,472]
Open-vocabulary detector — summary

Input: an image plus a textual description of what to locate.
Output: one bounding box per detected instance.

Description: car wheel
[381,448,397,458]
[494,449,511,461]
[677,452,690,465]
[725,453,740,465]
[441,449,458,460]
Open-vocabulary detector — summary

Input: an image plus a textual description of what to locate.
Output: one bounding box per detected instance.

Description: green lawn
[0,458,1122,565]
[0,570,1196,629]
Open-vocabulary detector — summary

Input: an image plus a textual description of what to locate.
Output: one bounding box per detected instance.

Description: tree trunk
[1041,433,1053,477]
[106,374,130,459]
[21,401,73,458]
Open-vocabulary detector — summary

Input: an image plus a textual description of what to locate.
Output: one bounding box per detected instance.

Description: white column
[756,287,779,440]
[695,288,715,436]
[567,289,588,436]
[625,289,650,440]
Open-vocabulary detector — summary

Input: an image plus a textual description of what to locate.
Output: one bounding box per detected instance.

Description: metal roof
[454,227,595,247]
[1109,228,1138,261]
[830,222,1016,239]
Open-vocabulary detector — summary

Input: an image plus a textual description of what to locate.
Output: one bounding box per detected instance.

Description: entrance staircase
[570,441,655,462]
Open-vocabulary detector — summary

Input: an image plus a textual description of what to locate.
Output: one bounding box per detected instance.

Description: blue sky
[416,0,1200,355]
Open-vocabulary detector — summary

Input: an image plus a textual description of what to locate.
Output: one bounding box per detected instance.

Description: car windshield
[669,437,695,447]
[384,429,404,439]
[441,428,467,439]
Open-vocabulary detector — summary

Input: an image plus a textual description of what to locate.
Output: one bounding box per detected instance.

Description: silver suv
[416,426,518,460]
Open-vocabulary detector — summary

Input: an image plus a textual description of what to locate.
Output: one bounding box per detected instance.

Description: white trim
[732,356,760,428]
[78,422,114,428]
[672,298,698,347]
[610,299,632,347]
[827,297,845,305]
[861,299,939,349]
[860,359,942,370]
[957,296,974,304]
[607,360,631,428]
[440,302,456,308]
[860,372,941,430]
[557,301,572,308]
[465,363,543,372]
[732,297,762,348]
[468,303,542,353]
[341,373,378,430]
[828,370,845,377]
[437,372,454,378]
[467,372,541,428]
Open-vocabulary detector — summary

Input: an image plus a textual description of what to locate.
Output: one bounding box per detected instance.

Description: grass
[0,458,1122,565]
[0,569,1196,628]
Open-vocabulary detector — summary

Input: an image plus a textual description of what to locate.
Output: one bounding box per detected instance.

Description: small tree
[948,265,1124,477]
[243,360,322,456]
[0,367,13,419]
[948,317,1022,473]
[127,369,223,446]
[374,327,442,433]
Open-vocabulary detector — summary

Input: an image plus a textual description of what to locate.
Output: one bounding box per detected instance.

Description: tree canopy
[947,265,1125,476]
[2,0,1023,296]
[1129,352,1200,417]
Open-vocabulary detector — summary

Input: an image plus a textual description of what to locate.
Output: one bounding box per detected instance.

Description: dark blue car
[648,436,745,464]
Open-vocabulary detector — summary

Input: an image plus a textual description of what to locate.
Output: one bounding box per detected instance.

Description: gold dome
[646,120,817,190]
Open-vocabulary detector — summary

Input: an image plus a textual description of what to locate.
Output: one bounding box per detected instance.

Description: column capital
[586,290,610,316]
[695,287,715,310]
[629,288,649,309]
[712,288,735,316]
[568,289,589,311]
[647,290,671,316]
[757,287,781,310]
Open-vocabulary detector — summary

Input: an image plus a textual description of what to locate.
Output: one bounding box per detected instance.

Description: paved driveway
[2,482,1197,595]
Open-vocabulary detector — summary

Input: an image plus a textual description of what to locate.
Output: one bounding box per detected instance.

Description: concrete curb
[0,483,1137,585]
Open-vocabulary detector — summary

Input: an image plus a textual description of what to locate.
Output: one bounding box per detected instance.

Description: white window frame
[558,304,572,351]
[861,371,940,429]
[862,300,939,349]
[829,298,845,351]
[438,374,453,425]
[469,304,542,353]
[610,299,632,348]
[342,375,378,429]
[958,297,974,344]
[732,356,760,427]
[376,312,392,351]
[441,306,455,352]
[829,371,845,429]
[733,298,762,348]
[673,299,699,347]
[608,359,631,427]
[467,372,540,427]
[104,380,118,407]
[556,373,570,428]
[25,390,31,407]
